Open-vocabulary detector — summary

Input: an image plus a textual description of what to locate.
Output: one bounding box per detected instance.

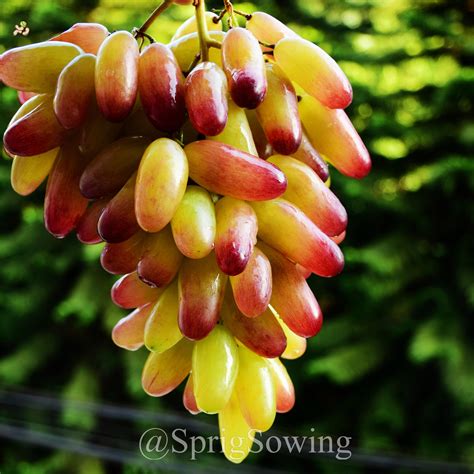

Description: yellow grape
[266,358,295,413]
[11,148,58,196]
[135,138,188,233]
[51,23,109,54]
[246,12,298,48]
[171,185,216,259]
[209,99,258,156]
[192,325,239,413]
[235,344,276,432]
[144,280,183,354]
[171,12,222,41]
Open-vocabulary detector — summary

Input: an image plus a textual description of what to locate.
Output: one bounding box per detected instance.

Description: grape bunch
[0,0,370,463]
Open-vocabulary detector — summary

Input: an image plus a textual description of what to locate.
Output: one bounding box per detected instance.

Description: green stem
[194,0,210,61]
[137,0,173,35]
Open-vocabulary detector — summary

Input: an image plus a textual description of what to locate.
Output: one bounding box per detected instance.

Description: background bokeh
[0,0,473,473]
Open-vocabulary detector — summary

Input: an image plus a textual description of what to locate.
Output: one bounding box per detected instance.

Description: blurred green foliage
[0,0,473,473]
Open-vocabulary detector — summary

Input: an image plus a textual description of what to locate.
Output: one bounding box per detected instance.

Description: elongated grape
[292,130,329,182]
[78,104,122,156]
[230,247,272,317]
[192,325,238,413]
[222,27,267,109]
[235,345,276,432]
[111,272,162,309]
[221,295,286,358]
[219,392,254,464]
[0,41,82,92]
[171,186,216,259]
[112,303,153,351]
[209,99,258,155]
[246,12,298,48]
[101,231,145,275]
[138,227,183,287]
[171,12,221,41]
[256,64,301,155]
[268,155,347,236]
[178,253,227,340]
[266,358,295,413]
[275,37,352,109]
[44,143,89,238]
[95,31,139,121]
[80,137,149,199]
[251,199,344,277]
[299,95,371,178]
[185,62,228,136]
[215,197,257,276]
[54,54,95,129]
[246,109,273,159]
[169,31,224,70]
[76,199,107,245]
[144,280,182,353]
[9,93,45,128]
[98,172,139,243]
[4,96,68,157]
[183,375,200,415]
[184,141,287,201]
[139,43,186,132]
[142,338,193,397]
[260,244,323,338]
[136,138,188,233]
[11,148,58,196]
[51,23,108,54]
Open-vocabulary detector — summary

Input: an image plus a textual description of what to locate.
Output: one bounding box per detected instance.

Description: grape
[252,199,344,277]
[169,31,224,70]
[144,280,183,353]
[95,31,139,122]
[112,303,154,351]
[256,64,302,155]
[268,155,347,237]
[299,95,371,178]
[171,186,216,259]
[4,95,68,157]
[184,141,287,201]
[291,130,330,182]
[214,197,257,276]
[235,345,276,432]
[266,358,295,413]
[229,247,272,318]
[277,313,307,360]
[97,172,139,243]
[10,148,58,196]
[178,253,227,340]
[171,12,222,41]
[275,37,353,109]
[209,99,258,155]
[218,392,254,464]
[183,374,200,415]
[185,62,228,136]
[221,295,286,359]
[0,41,82,92]
[80,137,150,199]
[142,338,193,397]
[138,227,183,287]
[54,54,96,130]
[136,138,188,233]
[101,232,145,275]
[111,271,162,310]
[76,199,107,245]
[260,243,323,338]
[222,27,267,109]
[44,142,89,238]
[192,325,238,413]
[138,43,186,132]
[246,11,298,48]
[50,23,109,54]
